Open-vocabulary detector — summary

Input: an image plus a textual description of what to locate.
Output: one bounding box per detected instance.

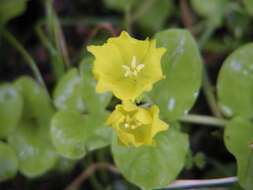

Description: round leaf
[14,77,54,126]
[0,141,18,182]
[53,69,86,113]
[85,113,112,151]
[51,111,88,159]
[80,61,112,115]
[112,127,189,189]
[54,65,111,115]
[150,29,202,121]
[0,84,23,138]
[54,157,76,173]
[224,117,253,189]
[8,122,58,178]
[217,43,253,118]
[51,110,112,159]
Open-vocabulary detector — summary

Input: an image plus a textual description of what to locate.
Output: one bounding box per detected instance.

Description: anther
[122,56,145,78]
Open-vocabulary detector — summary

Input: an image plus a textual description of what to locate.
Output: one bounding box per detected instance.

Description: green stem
[2,29,48,92]
[180,114,227,128]
[198,23,222,118]
[124,5,132,33]
[45,0,69,79]
[198,23,216,49]
[202,70,223,118]
[35,24,57,55]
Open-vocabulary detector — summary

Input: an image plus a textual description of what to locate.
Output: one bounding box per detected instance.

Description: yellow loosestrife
[87,31,166,101]
[88,31,169,147]
[107,102,168,147]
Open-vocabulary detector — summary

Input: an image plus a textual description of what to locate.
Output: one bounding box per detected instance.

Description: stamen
[131,56,137,69]
[136,64,144,72]
[130,125,137,129]
[124,123,129,128]
[122,56,145,78]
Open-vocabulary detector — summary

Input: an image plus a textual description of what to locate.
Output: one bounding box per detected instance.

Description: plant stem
[198,23,223,118]
[166,177,238,189]
[2,29,48,92]
[198,23,216,49]
[202,70,223,118]
[64,163,118,190]
[65,161,237,190]
[45,0,69,79]
[180,114,227,128]
[35,23,57,56]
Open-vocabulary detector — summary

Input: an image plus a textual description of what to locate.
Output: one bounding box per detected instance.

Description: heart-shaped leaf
[8,121,58,178]
[217,43,253,119]
[112,127,189,190]
[224,117,253,189]
[0,84,23,138]
[150,29,202,121]
[0,141,18,182]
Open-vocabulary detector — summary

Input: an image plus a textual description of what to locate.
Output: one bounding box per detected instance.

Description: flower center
[122,56,145,77]
[122,114,142,130]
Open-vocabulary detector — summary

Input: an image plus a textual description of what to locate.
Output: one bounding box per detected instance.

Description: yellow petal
[149,105,169,138]
[107,103,168,147]
[88,31,167,101]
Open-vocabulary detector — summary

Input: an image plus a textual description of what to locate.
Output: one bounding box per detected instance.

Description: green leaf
[0,0,28,25]
[54,65,111,115]
[243,0,253,15]
[85,113,112,151]
[150,29,202,121]
[51,111,88,159]
[112,127,189,190]
[0,84,23,138]
[224,117,253,190]
[135,0,173,33]
[225,5,252,39]
[54,157,76,173]
[190,0,228,26]
[0,141,18,182]
[80,61,112,115]
[8,121,58,178]
[53,68,86,113]
[217,43,253,119]
[51,110,112,159]
[14,76,54,126]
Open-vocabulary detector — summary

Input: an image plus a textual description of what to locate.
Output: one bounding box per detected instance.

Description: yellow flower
[107,102,168,147]
[87,31,166,101]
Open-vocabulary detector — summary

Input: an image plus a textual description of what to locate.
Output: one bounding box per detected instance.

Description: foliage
[0,0,253,190]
